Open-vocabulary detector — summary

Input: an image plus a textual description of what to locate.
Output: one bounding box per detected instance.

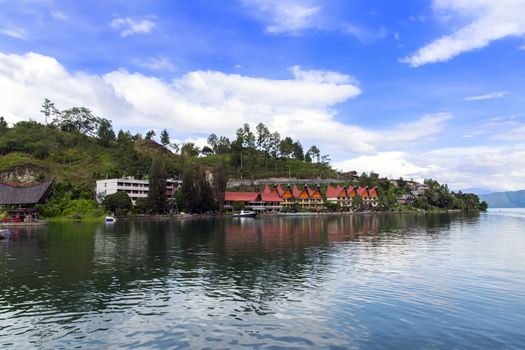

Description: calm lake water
[1,210,525,349]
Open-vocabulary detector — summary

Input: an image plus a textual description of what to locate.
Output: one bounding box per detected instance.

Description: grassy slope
[0,124,336,190]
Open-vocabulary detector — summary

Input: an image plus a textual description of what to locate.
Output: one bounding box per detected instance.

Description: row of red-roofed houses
[325,185,379,209]
[224,183,378,213]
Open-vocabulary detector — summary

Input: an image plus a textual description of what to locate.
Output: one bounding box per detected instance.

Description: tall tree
[181,163,215,213]
[148,158,167,214]
[207,133,218,151]
[181,142,200,157]
[0,116,7,131]
[145,130,156,140]
[307,145,320,163]
[97,119,115,147]
[160,129,170,146]
[255,122,271,151]
[213,157,229,211]
[291,140,304,160]
[279,137,294,158]
[40,98,60,125]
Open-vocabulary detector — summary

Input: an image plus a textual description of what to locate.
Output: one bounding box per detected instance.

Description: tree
[160,129,170,146]
[53,107,101,136]
[0,116,7,131]
[181,142,200,157]
[201,145,214,156]
[207,133,218,151]
[269,132,281,158]
[255,122,271,151]
[213,158,229,211]
[292,140,304,160]
[103,191,132,215]
[307,145,320,163]
[145,130,156,140]
[40,98,60,124]
[305,152,312,163]
[216,136,231,154]
[181,163,215,213]
[97,118,115,147]
[148,158,167,214]
[280,137,294,158]
[352,195,363,211]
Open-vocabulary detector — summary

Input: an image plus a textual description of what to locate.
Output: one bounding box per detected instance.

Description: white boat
[105,216,116,223]
[232,210,257,218]
[0,229,7,239]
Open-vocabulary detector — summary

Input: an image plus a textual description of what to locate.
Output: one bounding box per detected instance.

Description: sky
[1,0,525,193]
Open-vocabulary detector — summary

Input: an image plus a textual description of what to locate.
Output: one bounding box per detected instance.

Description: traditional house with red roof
[262,184,271,194]
[281,185,296,208]
[224,191,283,212]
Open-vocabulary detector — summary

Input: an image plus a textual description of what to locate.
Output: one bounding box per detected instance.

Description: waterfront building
[224,191,283,212]
[95,177,181,205]
[0,180,54,222]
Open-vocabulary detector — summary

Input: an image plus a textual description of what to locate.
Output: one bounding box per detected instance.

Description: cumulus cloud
[0,51,448,157]
[464,91,509,101]
[337,146,525,191]
[242,0,321,34]
[110,17,156,37]
[403,0,525,67]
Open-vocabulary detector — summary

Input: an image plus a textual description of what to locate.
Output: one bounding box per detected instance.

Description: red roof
[262,184,271,194]
[225,192,259,201]
[276,184,284,196]
[326,185,342,198]
[261,193,283,202]
[357,186,367,196]
[292,184,300,198]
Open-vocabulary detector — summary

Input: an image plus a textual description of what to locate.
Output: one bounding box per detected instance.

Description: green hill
[0,120,336,192]
[480,190,525,208]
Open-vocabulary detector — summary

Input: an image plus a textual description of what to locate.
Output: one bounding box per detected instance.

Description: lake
[1,210,525,349]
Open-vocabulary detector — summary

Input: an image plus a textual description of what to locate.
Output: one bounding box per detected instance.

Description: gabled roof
[225,192,259,202]
[292,184,300,198]
[369,187,378,197]
[326,186,341,198]
[262,184,271,194]
[311,186,322,198]
[298,185,311,198]
[261,193,283,202]
[282,185,294,198]
[347,186,357,197]
[357,186,368,197]
[276,184,283,196]
[0,181,53,205]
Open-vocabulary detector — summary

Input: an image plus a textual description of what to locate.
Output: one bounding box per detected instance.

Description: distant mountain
[460,187,493,195]
[480,190,525,208]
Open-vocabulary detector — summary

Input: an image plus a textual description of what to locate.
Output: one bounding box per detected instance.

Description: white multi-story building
[96,176,181,205]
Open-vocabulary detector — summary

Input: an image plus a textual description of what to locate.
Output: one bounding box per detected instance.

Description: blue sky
[1,0,525,192]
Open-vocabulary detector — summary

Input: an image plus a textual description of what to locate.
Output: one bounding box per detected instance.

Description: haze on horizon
[1,0,524,193]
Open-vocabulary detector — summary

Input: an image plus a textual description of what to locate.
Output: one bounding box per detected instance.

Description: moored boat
[232,210,257,218]
[105,216,116,223]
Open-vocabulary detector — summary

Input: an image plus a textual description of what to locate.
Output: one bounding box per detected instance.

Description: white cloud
[110,17,156,37]
[0,25,27,40]
[464,90,509,101]
[0,51,448,158]
[134,57,176,72]
[403,0,525,67]
[289,65,358,84]
[50,10,69,21]
[337,146,525,191]
[335,152,428,180]
[241,0,321,34]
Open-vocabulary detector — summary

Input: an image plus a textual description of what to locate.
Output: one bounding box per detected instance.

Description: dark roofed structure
[0,181,54,207]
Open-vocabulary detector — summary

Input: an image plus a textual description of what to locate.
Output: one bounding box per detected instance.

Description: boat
[232,210,257,218]
[105,216,116,223]
[0,229,7,240]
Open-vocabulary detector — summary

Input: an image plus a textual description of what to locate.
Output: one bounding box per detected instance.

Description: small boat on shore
[105,216,116,223]
[232,210,257,218]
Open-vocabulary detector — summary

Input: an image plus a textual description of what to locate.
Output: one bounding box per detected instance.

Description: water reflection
[3,211,524,349]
